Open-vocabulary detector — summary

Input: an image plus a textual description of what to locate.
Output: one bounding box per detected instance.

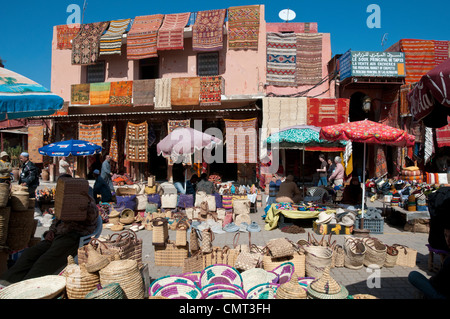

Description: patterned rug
[99,19,131,55]
[296,34,323,85]
[375,145,387,178]
[127,14,164,59]
[200,76,223,106]
[79,122,102,146]
[90,82,111,105]
[56,24,81,50]
[266,33,297,87]
[399,84,413,116]
[132,79,155,106]
[109,125,119,162]
[155,78,172,109]
[379,88,399,128]
[110,81,133,106]
[27,125,43,164]
[157,12,190,51]
[436,117,450,147]
[192,9,226,51]
[71,84,90,105]
[72,21,110,65]
[398,39,436,85]
[224,118,258,163]
[126,122,148,162]
[306,98,349,127]
[171,77,200,106]
[228,5,260,50]
[434,40,450,66]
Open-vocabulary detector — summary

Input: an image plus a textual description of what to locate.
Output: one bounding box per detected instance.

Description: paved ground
[32,181,435,299]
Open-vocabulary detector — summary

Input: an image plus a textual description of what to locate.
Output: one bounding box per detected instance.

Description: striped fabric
[227,5,260,50]
[127,14,164,60]
[224,118,258,163]
[434,40,450,65]
[99,19,131,55]
[397,39,436,85]
[157,12,190,51]
[296,34,323,85]
[266,33,297,87]
[436,117,450,147]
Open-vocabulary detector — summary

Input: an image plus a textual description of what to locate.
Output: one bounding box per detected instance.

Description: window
[139,58,159,79]
[86,61,105,83]
[197,52,219,76]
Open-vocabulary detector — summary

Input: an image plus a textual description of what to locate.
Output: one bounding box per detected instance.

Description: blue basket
[355,218,384,234]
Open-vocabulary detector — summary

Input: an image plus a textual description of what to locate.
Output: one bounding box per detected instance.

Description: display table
[264,203,336,231]
[391,205,430,222]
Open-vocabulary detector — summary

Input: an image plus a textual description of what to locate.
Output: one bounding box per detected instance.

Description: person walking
[58,156,72,177]
[0,151,12,185]
[329,156,345,188]
[316,154,328,186]
[327,158,336,183]
[18,152,40,198]
[101,155,114,192]
[93,169,112,203]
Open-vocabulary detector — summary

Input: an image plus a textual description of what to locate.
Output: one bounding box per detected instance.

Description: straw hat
[307,267,349,299]
[316,212,333,224]
[241,268,277,292]
[0,275,66,299]
[338,215,355,227]
[0,151,8,158]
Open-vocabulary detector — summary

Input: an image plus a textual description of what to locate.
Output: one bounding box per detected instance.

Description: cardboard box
[313,221,353,235]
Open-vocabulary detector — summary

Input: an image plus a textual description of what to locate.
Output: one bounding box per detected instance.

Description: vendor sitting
[276,175,302,203]
[93,169,113,203]
[341,177,362,205]
[196,173,216,194]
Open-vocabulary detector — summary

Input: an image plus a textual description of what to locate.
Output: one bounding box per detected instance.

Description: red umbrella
[407,58,450,127]
[319,120,415,227]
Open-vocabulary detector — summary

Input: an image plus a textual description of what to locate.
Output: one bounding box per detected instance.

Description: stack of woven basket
[63,256,101,299]
[306,267,349,299]
[99,259,145,299]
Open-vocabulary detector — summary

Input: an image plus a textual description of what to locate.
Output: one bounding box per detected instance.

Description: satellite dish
[279,9,296,22]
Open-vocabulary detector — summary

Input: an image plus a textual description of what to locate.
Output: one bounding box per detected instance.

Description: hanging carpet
[132,79,155,106]
[266,32,297,87]
[436,117,450,147]
[99,18,130,55]
[127,14,164,59]
[90,82,111,105]
[110,81,133,106]
[227,5,260,50]
[199,76,223,106]
[79,122,103,147]
[72,21,110,65]
[167,119,191,165]
[155,78,172,109]
[157,12,191,51]
[71,84,90,105]
[110,125,119,162]
[28,125,43,164]
[56,24,81,50]
[296,33,323,85]
[171,77,200,106]
[126,122,148,162]
[306,98,349,127]
[192,9,226,51]
[224,118,258,164]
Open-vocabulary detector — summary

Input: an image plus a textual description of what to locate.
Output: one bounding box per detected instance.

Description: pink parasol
[157,127,222,161]
[319,120,415,227]
[407,58,450,126]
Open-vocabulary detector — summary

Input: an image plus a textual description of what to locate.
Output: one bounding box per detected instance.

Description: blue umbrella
[0,67,63,120]
[38,139,102,157]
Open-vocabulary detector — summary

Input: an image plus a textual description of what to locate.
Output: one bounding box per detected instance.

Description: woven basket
[84,245,111,273]
[149,275,198,296]
[0,206,10,246]
[77,238,122,266]
[6,209,35,251]
[119,208,135,225]
[10,191,29,211]
[161,194,178,209]
[306,267,349,300]
[54,178,90,221]
[344,237,366,270]
[275,272,307,299]
[152,217,169,246]
[0,183,10,208]
[182,252,204,273]
[393,244,417,267]
[263,252,306,278]
[99,259,145,299]
[384,245,398,268]
[64,256,101,299]
[363,238,387,268]
[247,283,279,299]
[154,241,189,267]
[352,294,378,299]
[303,245,333,278]
[175,221,189,247]
[85,283,126,299]
[0,275,66,299]
[199,264,243,289]
[332,245,345,268]
[267,238,295,259]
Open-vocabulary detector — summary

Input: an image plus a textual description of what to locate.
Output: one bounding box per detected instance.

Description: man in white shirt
[59,157,71,176]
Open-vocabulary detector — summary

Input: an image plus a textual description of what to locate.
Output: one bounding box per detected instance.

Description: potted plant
[5,144,23,181]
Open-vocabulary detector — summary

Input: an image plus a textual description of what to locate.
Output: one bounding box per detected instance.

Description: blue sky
[1,0,449,90]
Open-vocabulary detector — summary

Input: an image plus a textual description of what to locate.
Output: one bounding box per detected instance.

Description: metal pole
[361,142,366,229]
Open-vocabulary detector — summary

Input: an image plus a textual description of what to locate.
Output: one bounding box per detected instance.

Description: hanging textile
[374,145,388,178]
[56,24,80,50]
[155,78,172,109]
[110,81,133,106]
[170,77,200,106]
[90,82,111,105]
[127,14,164,59]
[436,117,450,147]
[110,125,119,162]
[157,12,191,51]
[126,122,148,162]
[27,125,43,164]
[72,21,110,65]
[132,79,155,106]
[99,18,130,55]
[306,98,349,127]
[224,118,258,164]
[434,40,450,66]
[167,119,191,165]
[379,88,399,128]
[71,84,90,105]
[296,33,323,85]
[78,122,102,147]
[199,76,223,106]
[192,9,226,51]
[227,5,260,50]
[266,32,297,87]
[399,84,412,116]
[424,127,434,164]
